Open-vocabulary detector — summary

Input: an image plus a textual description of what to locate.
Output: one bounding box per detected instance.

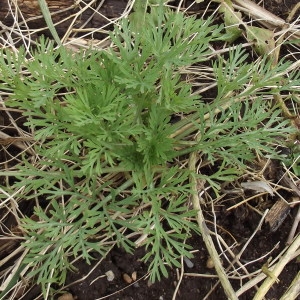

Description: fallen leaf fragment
[265,199,290,232]
[241,180,274,196]
[246,26,276,61]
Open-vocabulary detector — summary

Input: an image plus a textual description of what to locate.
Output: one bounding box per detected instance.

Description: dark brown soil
[22,191,297,300]
[260,0,298,19]
[1,1,299,300]
[47,195,296,300]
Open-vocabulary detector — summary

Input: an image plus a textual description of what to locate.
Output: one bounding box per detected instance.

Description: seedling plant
[0,1,299,298]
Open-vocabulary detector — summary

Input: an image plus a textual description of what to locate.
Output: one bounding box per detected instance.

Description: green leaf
[37,0,61,45]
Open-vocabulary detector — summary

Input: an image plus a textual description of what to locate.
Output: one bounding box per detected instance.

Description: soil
[61,215,299,300]
[21,186,299,300]
[1,0,299,300]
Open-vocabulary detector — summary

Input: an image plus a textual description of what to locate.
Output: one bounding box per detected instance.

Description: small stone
[105,270,115,282]
[123,273,133,284]
[57,293,74,300]
[206,257,214,269]
[183,256,194,268]
[131,271,137,281]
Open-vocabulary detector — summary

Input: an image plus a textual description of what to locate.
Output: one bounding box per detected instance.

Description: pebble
[105,270,115,282]
[183,256,194,268]
[131,271,137,281]
[57,293,74,300]
[206,257,215,269]
[123,273,133,284]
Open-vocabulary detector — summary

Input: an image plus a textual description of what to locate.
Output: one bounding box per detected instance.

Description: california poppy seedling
[0,1,298,298]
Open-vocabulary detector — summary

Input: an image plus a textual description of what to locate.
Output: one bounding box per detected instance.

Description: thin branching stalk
[189,151,238,300]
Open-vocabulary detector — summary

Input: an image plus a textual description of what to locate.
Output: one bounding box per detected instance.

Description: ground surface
[0,0,299,299]
[53,211,298,300]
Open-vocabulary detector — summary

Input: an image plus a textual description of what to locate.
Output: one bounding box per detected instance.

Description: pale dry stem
[189,151,238,299]
[253,234,300,300]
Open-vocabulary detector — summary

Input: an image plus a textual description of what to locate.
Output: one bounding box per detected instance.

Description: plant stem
[253,234,300,300]
[189,151,238,300]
